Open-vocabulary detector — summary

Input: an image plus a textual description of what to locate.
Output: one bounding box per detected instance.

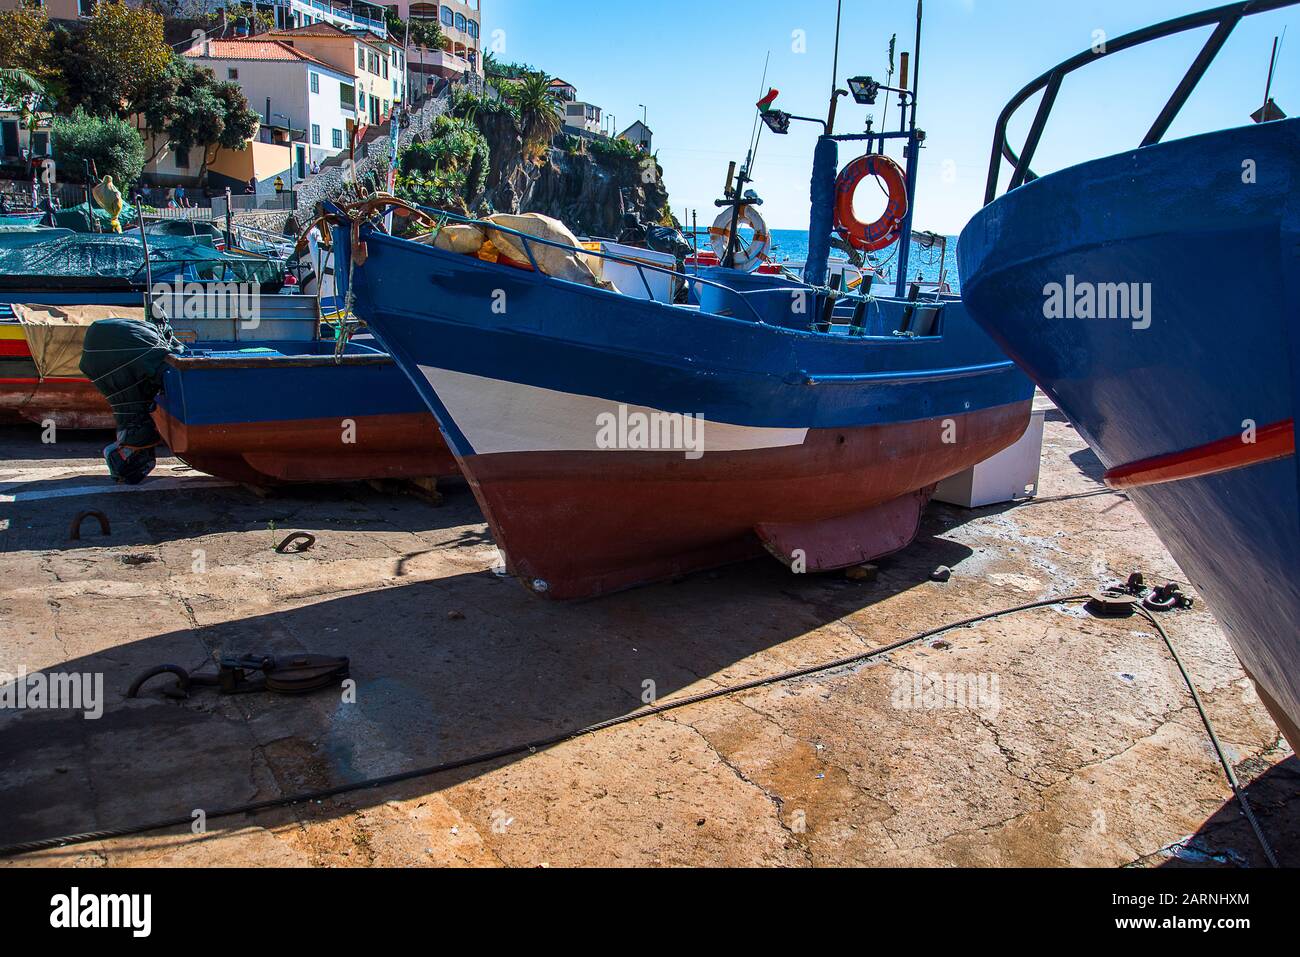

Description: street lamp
[639,103,647,126]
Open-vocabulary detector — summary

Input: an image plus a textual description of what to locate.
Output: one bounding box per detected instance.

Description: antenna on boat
[892,0,924,299]
[1260,30,1285,119]
[826,0,848,133]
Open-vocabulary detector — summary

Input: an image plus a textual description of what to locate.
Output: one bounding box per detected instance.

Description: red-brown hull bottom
[460,401,1033,599]
[152,407,459,485]
[0,378,115,430]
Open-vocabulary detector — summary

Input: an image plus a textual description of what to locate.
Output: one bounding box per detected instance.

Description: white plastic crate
[933,406,1046,508]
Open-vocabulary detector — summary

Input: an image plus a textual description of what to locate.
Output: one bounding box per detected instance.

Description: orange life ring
[833,154,909,252]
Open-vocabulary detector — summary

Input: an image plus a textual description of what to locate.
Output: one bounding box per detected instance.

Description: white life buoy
[708,205,771,273]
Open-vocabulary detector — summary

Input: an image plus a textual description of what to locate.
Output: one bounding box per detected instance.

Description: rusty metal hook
[69,510,110,541]
[275,532,316,555]
[127,664,191,700]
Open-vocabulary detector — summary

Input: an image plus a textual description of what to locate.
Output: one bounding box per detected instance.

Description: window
[358,90,366,110]
[332,128,343,149]
[174,147,190,168]
[467,19,478,39]
[311,124,320,145]
[77,0,95,16]
[227,68,239,80]
[340,83,355,111]
[382,59,388,79]
[440,5,453,27]
[357,46,365,69]
[392,79,398,97]
[455,13,466,32]
[310,72,319,93]
[370,52,379,74]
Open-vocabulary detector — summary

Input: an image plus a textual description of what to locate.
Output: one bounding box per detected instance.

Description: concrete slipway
[0,411,1296,868]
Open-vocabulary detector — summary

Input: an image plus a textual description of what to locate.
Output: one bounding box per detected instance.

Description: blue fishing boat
[325,1,1034,599]
[152,339,456,485]
[958,0,1300,748]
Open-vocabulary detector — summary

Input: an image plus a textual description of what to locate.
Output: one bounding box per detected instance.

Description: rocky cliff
[474,109,673,237]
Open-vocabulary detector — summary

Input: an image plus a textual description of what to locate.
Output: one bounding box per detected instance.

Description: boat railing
[405,204,774,326]
[983,0,1299,205]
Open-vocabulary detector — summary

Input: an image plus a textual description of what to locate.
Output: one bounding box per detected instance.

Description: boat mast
[893,0,923,299]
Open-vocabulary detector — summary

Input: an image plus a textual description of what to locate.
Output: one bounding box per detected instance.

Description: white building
[185,38,357,173]
[563,101,602,136]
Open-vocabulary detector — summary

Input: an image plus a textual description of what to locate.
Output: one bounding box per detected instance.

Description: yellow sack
[484,213,613,290]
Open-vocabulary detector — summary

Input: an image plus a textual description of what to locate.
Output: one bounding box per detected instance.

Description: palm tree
[511,72,562,162]
[0,67,46,103]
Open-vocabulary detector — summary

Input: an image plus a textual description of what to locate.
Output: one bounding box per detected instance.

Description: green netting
[0,232,286,285]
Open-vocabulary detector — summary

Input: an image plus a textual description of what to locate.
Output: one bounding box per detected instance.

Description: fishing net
[0,233,284,285]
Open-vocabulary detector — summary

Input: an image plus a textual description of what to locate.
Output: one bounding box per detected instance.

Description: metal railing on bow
[983,0,1298,205]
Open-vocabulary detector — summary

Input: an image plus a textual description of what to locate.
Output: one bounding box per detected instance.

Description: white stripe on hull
[419,366,809,456]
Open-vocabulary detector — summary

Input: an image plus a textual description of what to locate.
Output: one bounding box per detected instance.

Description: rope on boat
[0,586,1281,866]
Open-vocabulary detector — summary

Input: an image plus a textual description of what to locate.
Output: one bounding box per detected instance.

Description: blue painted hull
[152,340,456,484]
[959,117,1300,743]
[342,223,1034,597]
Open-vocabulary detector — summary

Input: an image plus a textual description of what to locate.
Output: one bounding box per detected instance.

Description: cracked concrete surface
[0,411,1296,868]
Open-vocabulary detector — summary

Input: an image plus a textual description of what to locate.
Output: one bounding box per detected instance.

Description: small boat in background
[153,339,456,486]
[0,304,114,429]
[958,0,1300,749]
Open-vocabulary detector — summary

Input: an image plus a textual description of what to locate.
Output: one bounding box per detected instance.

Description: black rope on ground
[0,590,1279,865]
[1133,605,1280,868]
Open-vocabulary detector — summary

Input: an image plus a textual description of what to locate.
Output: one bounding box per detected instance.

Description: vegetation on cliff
[394,73,672,235]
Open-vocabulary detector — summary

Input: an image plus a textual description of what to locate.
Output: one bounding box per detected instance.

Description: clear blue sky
[487,0,1298,233]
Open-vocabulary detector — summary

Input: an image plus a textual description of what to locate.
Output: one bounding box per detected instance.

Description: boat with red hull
[152,340,457,485]
[1,309,114,429]
[331,203,1032,599]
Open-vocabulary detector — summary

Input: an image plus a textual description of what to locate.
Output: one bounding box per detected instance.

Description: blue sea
[689,228,962,293]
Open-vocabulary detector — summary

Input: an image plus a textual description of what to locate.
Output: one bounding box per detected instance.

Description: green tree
[0,5,58,101]
[49,2,170,116]
[508,72,562,162]
[137,55,259,180]
[52,108,146,189]
[408,18,445,51]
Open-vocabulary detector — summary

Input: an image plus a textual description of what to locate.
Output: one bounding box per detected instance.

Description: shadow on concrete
[1156,756,1300,868]
[0,510,978,856]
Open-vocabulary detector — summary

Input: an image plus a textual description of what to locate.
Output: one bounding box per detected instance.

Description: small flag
[756,89,780,113]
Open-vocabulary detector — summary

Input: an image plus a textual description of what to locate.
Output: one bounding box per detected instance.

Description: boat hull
[959,117,1300,748]
[344,225,1034,598]
[455,400,1029,599]
[152,342,458,485]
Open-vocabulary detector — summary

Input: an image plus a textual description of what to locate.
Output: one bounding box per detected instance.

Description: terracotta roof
[185,39,342,73]
[268,22,388,54]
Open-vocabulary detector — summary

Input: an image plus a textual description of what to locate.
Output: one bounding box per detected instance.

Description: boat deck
[0,412,1295,867]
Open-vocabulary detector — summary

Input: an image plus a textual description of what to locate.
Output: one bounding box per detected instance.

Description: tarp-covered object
[13,304,148,378]
[0,232,285,286]
[419,214,614,290]
[54,200,139,233]
[79,318,182,485]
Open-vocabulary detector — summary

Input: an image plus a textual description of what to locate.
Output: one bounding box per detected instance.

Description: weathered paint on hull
[461,401,1031,600]
[152,406,457,485]
[0,377,114,430]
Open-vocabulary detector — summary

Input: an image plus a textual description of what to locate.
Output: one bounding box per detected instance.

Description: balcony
[290,0,388,37]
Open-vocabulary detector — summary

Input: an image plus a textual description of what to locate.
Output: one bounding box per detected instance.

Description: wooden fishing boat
[152,339,456,485]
